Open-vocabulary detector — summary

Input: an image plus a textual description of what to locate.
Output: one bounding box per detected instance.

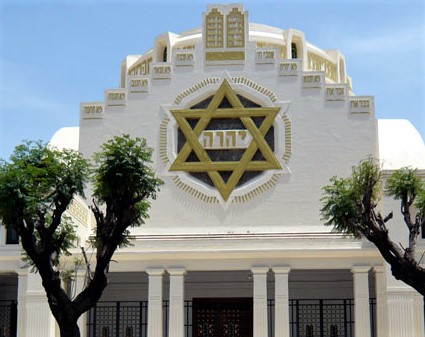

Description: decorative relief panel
[161,77,291,207]
[68,199,89,226]
[205,51,245,62]
[325,85,347,101]
[257,42,287,59]
[349,97,374,114]
[279,60,301,76]
[128,76,149,93]
[106,90,126,106]
[226,8,245,48]
[302,73,324,89]
[151,63,172,80]
[174,51,195,67]
[205,8,224,49]
[204,5,247,64]
[255,49,276,65]
[81,103,104,120]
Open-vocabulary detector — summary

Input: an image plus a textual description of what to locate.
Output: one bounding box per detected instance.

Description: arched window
[291,43,297,59]
[163,47,168,62]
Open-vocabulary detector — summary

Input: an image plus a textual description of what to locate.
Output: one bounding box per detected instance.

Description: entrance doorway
[192,298,253,337]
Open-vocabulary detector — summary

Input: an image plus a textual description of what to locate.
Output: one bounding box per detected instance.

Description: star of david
[169,79,282,201]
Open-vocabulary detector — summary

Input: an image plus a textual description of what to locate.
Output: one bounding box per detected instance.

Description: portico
[85,238,386,337]
[86,266,376,337]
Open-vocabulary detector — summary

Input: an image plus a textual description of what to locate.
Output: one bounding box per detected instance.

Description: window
[6,228,19,244]
[291,42,297,59]
[163,47,167,62]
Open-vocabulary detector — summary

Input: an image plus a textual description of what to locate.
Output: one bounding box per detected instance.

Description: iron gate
[87,299,375,337]
[0,301,17,337]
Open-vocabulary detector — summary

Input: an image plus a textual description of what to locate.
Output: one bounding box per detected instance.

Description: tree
[321,157,425,295]
[0,135,162,337]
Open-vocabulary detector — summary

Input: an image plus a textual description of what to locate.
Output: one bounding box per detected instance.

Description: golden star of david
[169,79,282,201]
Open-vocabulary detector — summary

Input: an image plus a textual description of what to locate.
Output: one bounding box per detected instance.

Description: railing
[87,299,376,337]
[290,299,355,337]
[268,299,376,337]
[86,301,148,337]
[0,300,17,337]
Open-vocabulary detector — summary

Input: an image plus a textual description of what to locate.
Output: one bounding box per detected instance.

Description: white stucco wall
[79,40,378,237]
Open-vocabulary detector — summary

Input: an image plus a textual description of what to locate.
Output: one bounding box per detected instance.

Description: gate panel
[193,298,253,337]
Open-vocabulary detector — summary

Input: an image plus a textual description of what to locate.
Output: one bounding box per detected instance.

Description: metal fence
[86,301,148,337]
[87,299,375,337]
[0,301,17,337]
[87,301,194,337]
[269,299,376,337]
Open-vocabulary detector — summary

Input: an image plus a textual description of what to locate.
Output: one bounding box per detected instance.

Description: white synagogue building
[1,4,425,337]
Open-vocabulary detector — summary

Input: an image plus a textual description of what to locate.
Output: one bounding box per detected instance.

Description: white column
[373,266,387,337]
[413,292,424,337]
[74,270,88,337]
[147,268,164,337]
[168,268,186,337]
[273,266,290,337]
[16,269,56,337]
[252,266,269,337]
[351,266,371,337]
[387,288,422,337]
[16,270,27,337]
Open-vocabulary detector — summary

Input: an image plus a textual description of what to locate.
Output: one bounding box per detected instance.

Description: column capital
[146,268,165,276]
[373,265,385,274]
[15,268,29,277]
[251,266,269,275]
[351,265,371,274]
[273,266,291,274]
[168,268,186,276]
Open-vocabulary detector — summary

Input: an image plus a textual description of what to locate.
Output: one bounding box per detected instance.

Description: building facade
[1,3,425,337]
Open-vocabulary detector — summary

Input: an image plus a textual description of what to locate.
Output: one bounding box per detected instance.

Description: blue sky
[1,0,424,160]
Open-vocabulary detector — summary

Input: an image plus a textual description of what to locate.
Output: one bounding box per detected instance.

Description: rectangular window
[6,228,19,244]
[291,43,298,59]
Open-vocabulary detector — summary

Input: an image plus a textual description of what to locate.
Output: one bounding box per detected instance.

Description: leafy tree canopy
[0,141,89,267]
[0,135,162,337]
[321,157,425,295]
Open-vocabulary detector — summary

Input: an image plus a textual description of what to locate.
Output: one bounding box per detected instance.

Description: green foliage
[0,135,163,334]
[21,214,78,271]
[321,176,361,237]
[0,141,90,269]
[321,157,425,241]
[0,141,89,226]
[386,167,424,203]
[417,189,425,219]
[321,157,381,238]
[92,134,162,230]
[0,135,162,269]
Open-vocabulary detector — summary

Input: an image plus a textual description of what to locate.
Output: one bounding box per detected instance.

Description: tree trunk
[59,321,81,337]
